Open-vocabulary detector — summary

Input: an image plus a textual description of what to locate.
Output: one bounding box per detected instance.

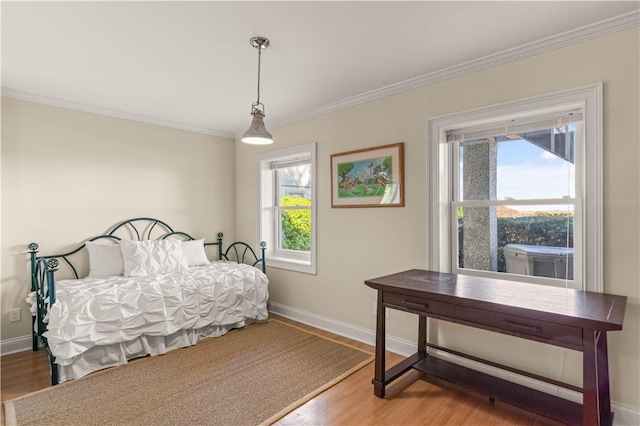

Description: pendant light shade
[242,110,273,145]
[242,37,273,145]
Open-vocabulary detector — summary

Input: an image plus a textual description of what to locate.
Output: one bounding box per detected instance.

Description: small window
[258,143,316,274]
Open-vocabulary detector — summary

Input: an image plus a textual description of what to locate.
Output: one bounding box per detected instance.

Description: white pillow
[86,241,124,278]
[181,239,210,267]
[120,239,189,276]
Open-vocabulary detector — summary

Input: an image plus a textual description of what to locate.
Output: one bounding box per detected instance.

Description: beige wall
[235,28,640,408]
[1,98,236,340]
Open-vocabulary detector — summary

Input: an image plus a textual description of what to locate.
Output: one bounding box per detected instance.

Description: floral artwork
[331,143,404,207]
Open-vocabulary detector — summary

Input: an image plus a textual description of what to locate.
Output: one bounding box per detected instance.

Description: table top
[365,269,626,331]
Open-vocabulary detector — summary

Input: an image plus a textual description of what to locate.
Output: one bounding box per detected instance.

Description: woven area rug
[4,320,373,426]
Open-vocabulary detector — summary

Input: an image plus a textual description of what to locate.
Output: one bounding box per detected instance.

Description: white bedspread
[44,261,269,364]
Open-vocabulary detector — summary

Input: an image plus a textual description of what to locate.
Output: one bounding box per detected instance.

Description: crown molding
[270,10,639,130]
[4,11,638,138]
[1,88,235,139]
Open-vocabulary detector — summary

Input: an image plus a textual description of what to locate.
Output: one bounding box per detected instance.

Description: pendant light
[242,37,273,145]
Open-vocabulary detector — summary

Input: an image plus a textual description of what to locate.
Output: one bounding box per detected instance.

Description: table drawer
[383,292,582,348]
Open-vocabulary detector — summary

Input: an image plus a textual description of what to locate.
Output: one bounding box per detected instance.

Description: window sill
[267,256,316,275]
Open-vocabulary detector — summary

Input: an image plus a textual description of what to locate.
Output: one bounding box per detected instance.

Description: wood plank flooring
[1,314,557,425]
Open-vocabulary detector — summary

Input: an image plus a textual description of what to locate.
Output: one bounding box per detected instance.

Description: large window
[429,84,602,292]
[258,143,316,274]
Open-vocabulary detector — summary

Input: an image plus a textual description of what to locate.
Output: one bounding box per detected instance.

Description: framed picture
[331,142,404,208]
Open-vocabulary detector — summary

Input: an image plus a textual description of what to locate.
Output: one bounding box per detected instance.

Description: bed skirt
[55,320,248,383]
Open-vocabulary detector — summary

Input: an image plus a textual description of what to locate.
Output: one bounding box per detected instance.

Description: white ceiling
[2,1,639,138]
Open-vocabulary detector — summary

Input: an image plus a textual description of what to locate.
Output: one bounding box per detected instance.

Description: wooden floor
[1,314,557,425]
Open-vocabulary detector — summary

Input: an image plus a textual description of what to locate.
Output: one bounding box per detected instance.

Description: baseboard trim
[612,402,640,426]
[267,302,640,426]
[268,301,415,356]
[1,335,35,356]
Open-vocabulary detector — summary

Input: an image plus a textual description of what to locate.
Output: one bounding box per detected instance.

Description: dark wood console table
[365,269,627,426]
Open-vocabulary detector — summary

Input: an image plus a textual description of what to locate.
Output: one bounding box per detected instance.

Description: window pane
[277,164,311,205]
[276,163,312,253]
[279,208,311,252]
[457,205,574,280]
[459,125,577,201]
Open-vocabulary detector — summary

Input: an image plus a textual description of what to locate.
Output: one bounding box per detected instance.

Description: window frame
[428,84,603,292]
[257,142,317,274]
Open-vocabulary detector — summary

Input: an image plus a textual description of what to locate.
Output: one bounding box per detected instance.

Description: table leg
[373,290,386,398]
[418,315,427,354]
[596,332,612,425]
[584,329,613,426]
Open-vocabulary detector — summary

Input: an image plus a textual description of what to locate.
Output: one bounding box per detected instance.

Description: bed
[28,217,269,385]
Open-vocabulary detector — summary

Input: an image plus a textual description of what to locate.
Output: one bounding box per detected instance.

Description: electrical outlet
[9,308,21,322]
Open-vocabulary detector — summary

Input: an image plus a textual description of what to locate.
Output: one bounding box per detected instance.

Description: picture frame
[330,142,404,208]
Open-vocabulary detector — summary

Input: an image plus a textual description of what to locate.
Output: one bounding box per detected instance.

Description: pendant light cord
[255,45,262,107]
[251,39,267,114]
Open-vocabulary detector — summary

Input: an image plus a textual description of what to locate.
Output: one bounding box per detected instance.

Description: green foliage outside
[459,213,573,271]
[281,195,311,251]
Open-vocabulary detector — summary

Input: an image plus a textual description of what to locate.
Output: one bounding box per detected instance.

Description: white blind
[269,155,310,170]
[447,110,582,143]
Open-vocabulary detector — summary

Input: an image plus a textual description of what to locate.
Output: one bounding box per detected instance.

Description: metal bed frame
[28,217,266,385]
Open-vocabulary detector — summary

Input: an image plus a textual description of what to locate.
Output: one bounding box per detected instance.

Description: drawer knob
[502,320,541,333]
[405,300,428,311]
